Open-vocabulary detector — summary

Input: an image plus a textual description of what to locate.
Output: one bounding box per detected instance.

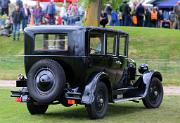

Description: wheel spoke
[149,81,162,104]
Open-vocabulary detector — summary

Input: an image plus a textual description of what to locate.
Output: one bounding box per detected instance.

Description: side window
[89,33,104,55]
[35,34,68,51]
[119,37,126,56]
[107,34,116,55]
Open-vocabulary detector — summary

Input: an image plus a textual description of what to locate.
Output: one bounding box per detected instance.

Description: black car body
[11,26,163,119]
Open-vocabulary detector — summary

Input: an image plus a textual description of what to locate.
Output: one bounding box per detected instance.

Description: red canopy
[32,0,78,3]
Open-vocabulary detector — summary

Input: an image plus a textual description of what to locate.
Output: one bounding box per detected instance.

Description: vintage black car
[11,26,163,119]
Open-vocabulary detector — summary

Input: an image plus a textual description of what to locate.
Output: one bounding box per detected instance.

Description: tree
[81,0,123,26]
[84,0,102,26]
[110,0,123,10]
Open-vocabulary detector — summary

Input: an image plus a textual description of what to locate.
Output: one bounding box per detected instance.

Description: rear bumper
[11,87,28,102]
[11,86,82,104]
[11,76,83,104]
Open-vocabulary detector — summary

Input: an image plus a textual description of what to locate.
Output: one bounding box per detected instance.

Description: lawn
[0,34,24,80]
[0,89,179,123]
[0,27,180,85]
[113,27,180,85]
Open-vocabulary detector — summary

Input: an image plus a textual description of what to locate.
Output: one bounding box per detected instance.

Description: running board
[113,96,143,103]
[117,87,138,91]
[113,87,138,95]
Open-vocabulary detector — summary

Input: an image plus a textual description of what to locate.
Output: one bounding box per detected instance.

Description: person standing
[11,5,23,41]
[46,0,56,25]
[144,7,151,27]
[174,1,180,29]
[0,0,10,16]
[118,11,123,26]
[22,4,31,30]
[110,10,118,26]
[100,10,108,28]
[60,4,67,24]
[16,0,23,9]
[157,10,164,28]
[104,4,112,25]
[119,1,131,26]
[150,7,158,27]
[67,2,78,25]
[33,2,42,26]
[136,3,145,27]
[169,10,176,29]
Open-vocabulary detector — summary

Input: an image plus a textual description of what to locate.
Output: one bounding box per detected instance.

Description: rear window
[35,34,68,51]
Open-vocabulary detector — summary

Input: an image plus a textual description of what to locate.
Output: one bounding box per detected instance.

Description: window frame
[88,31,106,56]
[33,33,69,52]
[118,35,129,57]
[106,33,117,56]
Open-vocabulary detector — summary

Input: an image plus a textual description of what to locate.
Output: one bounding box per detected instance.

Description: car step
[117,87,137,91]
[113,87,138,95]
[113,96,143,103]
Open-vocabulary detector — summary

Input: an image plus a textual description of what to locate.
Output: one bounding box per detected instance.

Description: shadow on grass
[44,104,146,120]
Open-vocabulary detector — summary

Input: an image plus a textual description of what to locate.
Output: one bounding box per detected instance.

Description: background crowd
[100,0,180,29]
[0,0,85,40]
[0,0,179,41]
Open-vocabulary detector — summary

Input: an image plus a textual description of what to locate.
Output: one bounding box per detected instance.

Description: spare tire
[27,59,66,104]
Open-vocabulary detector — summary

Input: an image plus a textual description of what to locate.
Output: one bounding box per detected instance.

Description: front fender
[142,70,162,97]
[81,72,108,104]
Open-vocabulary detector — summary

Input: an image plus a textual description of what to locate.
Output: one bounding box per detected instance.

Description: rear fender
[142,70,162,97]
[81,72,108,104]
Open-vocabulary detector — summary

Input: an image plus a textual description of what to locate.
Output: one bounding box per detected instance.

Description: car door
[87,31,107,77]
[105,33,125,89]
[116,35,129,88]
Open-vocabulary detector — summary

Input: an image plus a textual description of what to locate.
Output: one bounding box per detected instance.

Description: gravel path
[0,80,16,87]
[0,80,180,95]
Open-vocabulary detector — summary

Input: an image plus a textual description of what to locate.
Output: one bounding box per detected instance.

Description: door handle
[116,61,122,65]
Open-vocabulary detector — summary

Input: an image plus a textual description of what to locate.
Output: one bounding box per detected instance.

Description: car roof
[24,25,128,35]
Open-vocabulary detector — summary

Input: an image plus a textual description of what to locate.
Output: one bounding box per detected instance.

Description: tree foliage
[108,0,123,10]
[79,0,123,10]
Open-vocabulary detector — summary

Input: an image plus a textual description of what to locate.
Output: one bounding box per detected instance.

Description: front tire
[86,82,108,119]
[27,99,48,115]
[142,77,163,108]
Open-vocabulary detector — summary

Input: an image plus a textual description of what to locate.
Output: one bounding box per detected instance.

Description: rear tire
[142,77,163,108]
[86,82,108,119]
[27,99,48,115]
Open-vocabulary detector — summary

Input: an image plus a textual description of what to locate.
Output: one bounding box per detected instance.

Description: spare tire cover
[27,59,66,104]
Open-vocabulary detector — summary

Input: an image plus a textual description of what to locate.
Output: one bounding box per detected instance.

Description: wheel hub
[154,91,158,96]
[99,98,104,104]
[36,70,55,92]
[149,83,161,104]
[96,95,104,111]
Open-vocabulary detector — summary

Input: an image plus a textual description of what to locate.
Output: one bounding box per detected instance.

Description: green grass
[0,34,24,56]
[0,34,24,79]
[0,27,180,85]
[114,27,180,60]
[0,89,180,123]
